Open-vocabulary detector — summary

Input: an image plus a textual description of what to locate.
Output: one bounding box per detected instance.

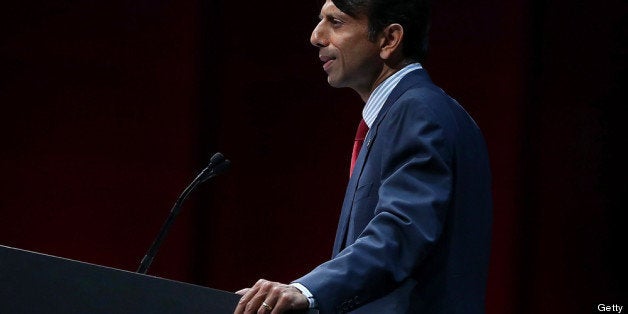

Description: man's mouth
[319,55,335,71]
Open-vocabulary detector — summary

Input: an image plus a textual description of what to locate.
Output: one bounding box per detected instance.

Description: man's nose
[310,22,327,47]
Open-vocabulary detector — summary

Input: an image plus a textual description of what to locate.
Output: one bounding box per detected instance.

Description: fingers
[234,279,270,314]
[265,285,295,314]
[261,286,281,314]
[235,288,250,296]
[233,279,308,314]
[250,281,271,314]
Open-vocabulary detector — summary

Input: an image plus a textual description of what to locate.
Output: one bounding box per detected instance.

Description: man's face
[310,0,383,95]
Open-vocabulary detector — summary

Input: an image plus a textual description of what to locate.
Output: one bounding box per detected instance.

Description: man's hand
[234,279,309,314]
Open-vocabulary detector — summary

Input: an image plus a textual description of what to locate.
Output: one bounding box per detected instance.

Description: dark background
[1,0,625,312]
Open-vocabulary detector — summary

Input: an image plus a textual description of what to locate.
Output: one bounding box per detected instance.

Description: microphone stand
[137,153,230,274]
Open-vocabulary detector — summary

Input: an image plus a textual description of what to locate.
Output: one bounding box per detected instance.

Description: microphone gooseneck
[136,152,230,274]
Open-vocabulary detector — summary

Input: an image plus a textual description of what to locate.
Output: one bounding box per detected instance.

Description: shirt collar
[362,63,422,128]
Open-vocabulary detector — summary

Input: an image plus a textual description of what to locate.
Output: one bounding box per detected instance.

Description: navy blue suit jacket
[295,69,493,313]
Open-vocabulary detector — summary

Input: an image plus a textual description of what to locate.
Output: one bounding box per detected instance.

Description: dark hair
[331,0,431,63]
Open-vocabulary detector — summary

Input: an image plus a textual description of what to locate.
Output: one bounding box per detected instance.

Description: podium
[0,245,317,313]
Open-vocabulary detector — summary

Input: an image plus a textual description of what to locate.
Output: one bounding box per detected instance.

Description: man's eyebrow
[319,12,341,20]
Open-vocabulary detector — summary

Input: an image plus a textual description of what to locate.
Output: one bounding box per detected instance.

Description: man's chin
[326,76,341,88]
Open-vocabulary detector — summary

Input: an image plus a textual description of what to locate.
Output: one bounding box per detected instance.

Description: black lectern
[0,245,317,314]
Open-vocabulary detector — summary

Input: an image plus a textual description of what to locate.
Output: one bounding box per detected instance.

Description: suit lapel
[332,69,431,256]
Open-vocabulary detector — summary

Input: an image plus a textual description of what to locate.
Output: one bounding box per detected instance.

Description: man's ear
[379,23,404,60]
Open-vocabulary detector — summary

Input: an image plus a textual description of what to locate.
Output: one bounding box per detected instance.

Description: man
[234,0,493,313]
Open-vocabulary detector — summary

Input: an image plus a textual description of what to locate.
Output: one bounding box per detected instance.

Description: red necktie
[350,118,369,177]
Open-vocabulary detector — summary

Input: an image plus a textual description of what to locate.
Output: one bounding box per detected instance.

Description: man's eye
[329,18,343,26]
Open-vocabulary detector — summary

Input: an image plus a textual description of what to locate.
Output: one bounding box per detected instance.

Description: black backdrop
[1,0,625,312]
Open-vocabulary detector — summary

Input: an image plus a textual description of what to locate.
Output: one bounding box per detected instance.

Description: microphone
[197,152,230,184]
[136,152,231,274]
